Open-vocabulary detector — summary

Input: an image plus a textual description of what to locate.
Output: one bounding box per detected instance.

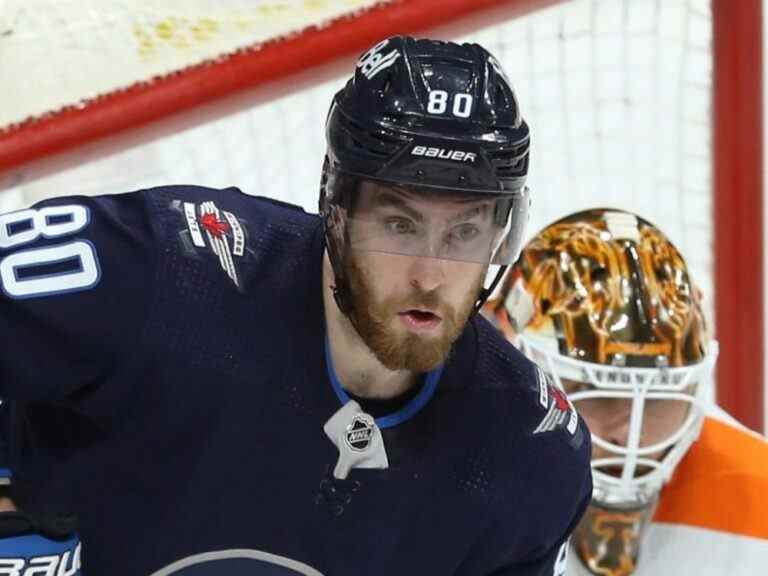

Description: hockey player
[0,37,591,574]
[486,209,768,576]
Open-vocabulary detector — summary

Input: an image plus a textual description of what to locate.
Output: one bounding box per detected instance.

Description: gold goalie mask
[487,209,718,576]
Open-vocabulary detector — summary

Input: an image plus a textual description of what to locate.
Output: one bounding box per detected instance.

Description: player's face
[563,379,692,466]
[344,184,490,372]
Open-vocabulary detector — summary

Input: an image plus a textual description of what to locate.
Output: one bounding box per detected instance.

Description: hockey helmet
[320,36,531,314]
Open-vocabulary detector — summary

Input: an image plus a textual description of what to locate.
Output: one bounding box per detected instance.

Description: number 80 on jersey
[0,205,100,299]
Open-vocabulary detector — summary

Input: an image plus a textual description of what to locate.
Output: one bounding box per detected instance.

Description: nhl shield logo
[323,401,388,479]
[344,414,375,452]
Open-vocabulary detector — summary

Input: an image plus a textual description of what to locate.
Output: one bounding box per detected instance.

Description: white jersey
[567,413,768,575]
[568,523,768,575]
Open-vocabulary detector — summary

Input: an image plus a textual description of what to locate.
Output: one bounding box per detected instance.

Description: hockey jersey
[567,413,768,575]
[0,185,591,575]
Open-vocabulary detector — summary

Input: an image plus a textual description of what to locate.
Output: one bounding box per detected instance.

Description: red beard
[344,253,482,372]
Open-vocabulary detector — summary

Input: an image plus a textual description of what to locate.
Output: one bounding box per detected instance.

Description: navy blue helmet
[320,36,531,314]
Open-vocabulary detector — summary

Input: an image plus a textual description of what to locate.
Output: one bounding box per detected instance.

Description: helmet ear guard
[319,157,353,316]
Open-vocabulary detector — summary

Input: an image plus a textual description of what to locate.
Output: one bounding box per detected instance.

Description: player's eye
[448,222,480,243]
[384,217,416,235]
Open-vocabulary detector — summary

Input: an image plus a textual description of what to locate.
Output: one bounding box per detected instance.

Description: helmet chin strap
[474,265,508,316]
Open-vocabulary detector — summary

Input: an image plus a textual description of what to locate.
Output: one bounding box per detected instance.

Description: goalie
[486,208,768,575]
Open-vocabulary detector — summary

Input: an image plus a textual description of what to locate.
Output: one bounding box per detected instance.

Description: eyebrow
[372,189,493,226]
[373,192,425,223]
[447,204,490,226]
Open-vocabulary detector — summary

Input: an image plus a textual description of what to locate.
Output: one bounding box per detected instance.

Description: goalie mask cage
[0,0,763,431]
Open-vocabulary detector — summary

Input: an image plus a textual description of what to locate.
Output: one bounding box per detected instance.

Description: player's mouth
[600,466,625,478]
[398,308,442,333]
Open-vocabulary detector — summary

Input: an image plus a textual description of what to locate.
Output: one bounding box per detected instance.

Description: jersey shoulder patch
[531,365,585,450]
[141,186,320,294]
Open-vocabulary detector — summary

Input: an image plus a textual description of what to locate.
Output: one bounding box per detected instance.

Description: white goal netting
[0,0,384,129]
[0,0,716,321]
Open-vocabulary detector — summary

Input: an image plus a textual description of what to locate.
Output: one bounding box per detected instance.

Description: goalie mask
[493,209,717,574]
[320,36,530,316]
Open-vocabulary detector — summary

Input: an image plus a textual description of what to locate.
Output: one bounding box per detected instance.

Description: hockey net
[0,0,762,430]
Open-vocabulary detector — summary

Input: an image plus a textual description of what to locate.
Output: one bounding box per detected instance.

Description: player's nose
[590,398,633,448]
[407,255,446,293]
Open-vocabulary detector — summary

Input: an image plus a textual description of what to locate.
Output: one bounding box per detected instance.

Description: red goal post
[0,0,762,431]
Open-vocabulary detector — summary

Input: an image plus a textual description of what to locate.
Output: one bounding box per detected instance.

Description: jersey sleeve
[0,191,155,404]
[474,468,589,575]
[489,460,591,575]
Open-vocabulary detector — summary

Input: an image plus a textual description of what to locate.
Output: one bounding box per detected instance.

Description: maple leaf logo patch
[173,199,247,291]
[533,366,579,437]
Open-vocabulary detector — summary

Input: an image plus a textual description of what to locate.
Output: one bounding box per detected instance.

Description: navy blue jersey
[0,186,591,575]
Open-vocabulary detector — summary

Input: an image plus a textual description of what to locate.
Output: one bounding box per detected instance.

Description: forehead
[359,180,490,210]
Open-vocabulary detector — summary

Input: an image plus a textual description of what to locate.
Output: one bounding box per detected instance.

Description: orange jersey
[567,415,768,575]
[654,414,768,539]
